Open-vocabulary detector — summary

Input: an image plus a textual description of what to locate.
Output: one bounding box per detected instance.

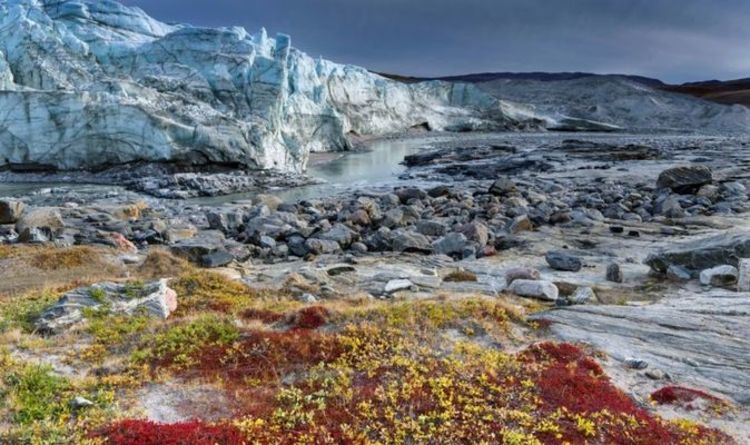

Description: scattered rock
[569,286,596,304]
[384,279,414,294]
[645,233,750,274]
[699,265,738,288]
[304,238,341,255]
[110,232,138,254]
[70,396,95,409]
[606,263,624,283]
[200,251,234,268]
[624,358,649,370]
[416,220,447,237]
[489,178,517,195]
[666,264,692,282]
[458,222,489,247]
[738,259,750,292]
[15,207,64,237]
[432,233,469,257]
[508,215,532,234]
[645,369,667,380]
[0,198,25,224]
[504,267,541,285]
[327,265,356,276]
[656,165,713,194]
[545,251,582,272]
[508,279,559,301]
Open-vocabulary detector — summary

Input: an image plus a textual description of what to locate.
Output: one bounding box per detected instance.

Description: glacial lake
[0,135,442,205]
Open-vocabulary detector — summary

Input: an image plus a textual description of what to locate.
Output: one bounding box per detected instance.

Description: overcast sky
[120,0,750,83]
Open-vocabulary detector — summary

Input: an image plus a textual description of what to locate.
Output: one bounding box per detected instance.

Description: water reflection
[0,138,431,204]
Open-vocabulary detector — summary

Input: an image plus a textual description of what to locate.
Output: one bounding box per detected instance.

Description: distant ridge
[376,71,665,87]
[378,71,749,108]
[663,78,750,108]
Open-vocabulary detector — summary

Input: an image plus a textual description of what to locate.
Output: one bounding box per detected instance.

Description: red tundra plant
[651,385,730,412]
[289,305,331,330]
[92,419,244,445]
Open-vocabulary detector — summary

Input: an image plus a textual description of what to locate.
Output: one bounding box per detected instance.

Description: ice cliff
[0,0,533,172]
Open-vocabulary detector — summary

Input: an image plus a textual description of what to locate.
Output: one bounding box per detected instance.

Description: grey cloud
[120,0,750,82]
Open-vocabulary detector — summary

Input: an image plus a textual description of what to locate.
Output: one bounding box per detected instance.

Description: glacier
[0,0,535,172]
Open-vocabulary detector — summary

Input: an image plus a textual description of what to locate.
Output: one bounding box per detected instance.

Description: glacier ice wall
[0,0,529,171]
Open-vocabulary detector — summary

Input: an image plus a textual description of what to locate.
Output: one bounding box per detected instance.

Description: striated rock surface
[0,0,534,172]
[534,291,750,405]
[35,279,177,334]
[646,233,750,275]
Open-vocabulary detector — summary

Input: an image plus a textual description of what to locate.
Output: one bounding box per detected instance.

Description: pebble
[606,263,624,283]
[545,251,582,272]
[624,358,649,370]
[508,279,559,301]
[384,279,414,294]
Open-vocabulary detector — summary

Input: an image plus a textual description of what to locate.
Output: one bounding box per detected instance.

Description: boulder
[458,222,489,247]
[738,259,750,292]
[318,223,357,248]
[645,233,750,274]
[666,264,692,282]
[0,199,25,224]
[304,238,341,255]
[432,233,469,257]
[171,230,226,262]
[545,251,582,272]
[699,265,738,288]
[200,251,235,268]
[508,279,559,301]
[35,280,177,334]
[395,187,427,203]
[15,207,64,238]
[389,229,431,254]
[206,208,245,235]
[384,279,414,294]
[569,286,596,304]
[606,263,623,283]
[508,215,532,234]
[489,178,517,196]
[416,220,447,237]
[656,165,712,194]
[504,267,541,285]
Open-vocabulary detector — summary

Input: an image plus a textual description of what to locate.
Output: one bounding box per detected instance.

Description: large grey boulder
[699,265,738,288]
[508,279,559,301]
[432,233,469,257]
[35,280,177,334]
[545,251,582,272]
[645,233,750,275]
[656,165,713,194]
[15,207,64,242]
[0,199,25,224]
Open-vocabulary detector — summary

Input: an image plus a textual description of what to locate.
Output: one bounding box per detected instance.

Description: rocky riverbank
[1,132,750,443]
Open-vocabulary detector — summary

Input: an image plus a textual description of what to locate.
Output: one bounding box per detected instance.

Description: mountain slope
[477,76,750,133]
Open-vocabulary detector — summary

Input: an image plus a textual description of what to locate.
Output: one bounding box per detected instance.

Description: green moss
[134,315,240,368]
[85,310,152,347]
[0,355,116,444]
[123,281,146,300]
[4,364,70,425]
[88,287,107,304]
[0,290,60,333]
[339,298,510,333]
